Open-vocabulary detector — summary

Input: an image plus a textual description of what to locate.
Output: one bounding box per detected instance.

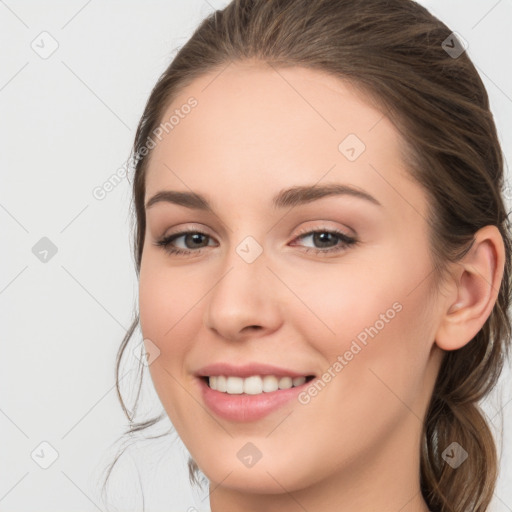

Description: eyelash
[153,226,358,257]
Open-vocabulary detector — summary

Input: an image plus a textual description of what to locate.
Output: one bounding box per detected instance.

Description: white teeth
[226,376,244,394]
[278,376,293,389]
[262,375,279,392]
[244,376,263,395]
[292,376,306,387]
[207,375,309,394]
[216,375,227,392]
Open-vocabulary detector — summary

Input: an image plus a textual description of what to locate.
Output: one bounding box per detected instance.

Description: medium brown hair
[103,1,512,511]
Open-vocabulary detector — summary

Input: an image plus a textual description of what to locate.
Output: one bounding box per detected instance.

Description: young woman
[105,1,511,510]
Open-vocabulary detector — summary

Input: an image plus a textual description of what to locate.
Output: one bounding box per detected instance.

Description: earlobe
[435,225,505,352]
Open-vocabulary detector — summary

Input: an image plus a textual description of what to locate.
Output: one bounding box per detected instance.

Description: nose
[203,247,283,342]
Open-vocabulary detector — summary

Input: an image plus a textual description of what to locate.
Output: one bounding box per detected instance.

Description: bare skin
[138,60,505,512]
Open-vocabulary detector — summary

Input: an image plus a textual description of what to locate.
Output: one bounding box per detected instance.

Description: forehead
[144,62,427,220]
[149,62,392,160]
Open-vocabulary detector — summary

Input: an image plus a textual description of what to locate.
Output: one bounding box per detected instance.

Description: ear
[435,225,505,351]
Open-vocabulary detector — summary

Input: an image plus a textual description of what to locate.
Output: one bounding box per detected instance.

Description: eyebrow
[144,183,382,211]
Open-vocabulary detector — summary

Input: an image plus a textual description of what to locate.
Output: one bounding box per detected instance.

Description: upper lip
[195,362,315,379]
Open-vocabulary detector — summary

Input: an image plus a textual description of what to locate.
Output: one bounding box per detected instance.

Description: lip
[197,376,313,422]
[195,362,313,379]
[194,362,316,422]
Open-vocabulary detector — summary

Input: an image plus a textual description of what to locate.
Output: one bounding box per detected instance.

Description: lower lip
[197,377,311,422]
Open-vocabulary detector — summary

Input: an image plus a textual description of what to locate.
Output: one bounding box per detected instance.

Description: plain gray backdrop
[1,1,511,511]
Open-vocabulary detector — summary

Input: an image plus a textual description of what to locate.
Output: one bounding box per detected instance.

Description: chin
[199,455,312,495]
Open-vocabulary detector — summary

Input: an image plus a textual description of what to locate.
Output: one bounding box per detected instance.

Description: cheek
[285,269,434,477]
[138,253,207,416]
[282,254,409,351]
[138,255,207,432]
[298,245,435,400]
[138,251,204,346]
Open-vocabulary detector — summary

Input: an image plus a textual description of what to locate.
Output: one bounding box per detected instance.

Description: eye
[290,227,357,255]
[153,230,216,256]
[153,226,358,257]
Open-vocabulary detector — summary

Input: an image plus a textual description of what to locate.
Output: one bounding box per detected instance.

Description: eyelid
[154,221,358,259]
[160,223,213,238]
[292,223,354,239]
[158,222,354,243]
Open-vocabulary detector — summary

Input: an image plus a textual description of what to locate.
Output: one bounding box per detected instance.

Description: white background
[1,1,511,511]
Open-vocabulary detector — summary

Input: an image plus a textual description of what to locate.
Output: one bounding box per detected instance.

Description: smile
[205,374,315,394]
[197,375,316,422]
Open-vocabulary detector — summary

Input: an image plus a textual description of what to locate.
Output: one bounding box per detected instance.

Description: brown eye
[154,230,217,256]
[291,228,358,255]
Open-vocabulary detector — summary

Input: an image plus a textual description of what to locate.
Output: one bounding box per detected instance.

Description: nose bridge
[203,234,282,339]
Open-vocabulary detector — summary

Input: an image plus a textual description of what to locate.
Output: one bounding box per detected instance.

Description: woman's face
[139,61,445,503]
